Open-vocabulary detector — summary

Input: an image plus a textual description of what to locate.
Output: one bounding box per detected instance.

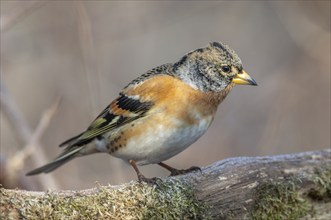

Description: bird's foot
[158,162,201,176]
[130,159,161,185]
[138,174,161,185]
[169,166,202,176]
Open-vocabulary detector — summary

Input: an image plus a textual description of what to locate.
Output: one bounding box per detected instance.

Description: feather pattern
[61,94,153,148]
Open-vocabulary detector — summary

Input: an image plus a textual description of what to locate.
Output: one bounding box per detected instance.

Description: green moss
[250,166,331,220]
[307,167,331,201]
[250,179,310,220]
[141,179,210,219]
[1,179,210,219]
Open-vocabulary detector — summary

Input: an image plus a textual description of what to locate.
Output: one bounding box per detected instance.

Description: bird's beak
[232,70,257,86]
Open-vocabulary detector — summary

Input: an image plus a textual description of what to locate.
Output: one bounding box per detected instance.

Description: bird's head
[174,41,257,92]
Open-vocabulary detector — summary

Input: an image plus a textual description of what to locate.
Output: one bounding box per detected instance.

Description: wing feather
[59,93,153,147]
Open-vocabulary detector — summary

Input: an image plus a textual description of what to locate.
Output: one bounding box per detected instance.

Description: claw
[130,159,162,185]
[169,166,201,176]
[158,162,201,176]
[138,174,161,185]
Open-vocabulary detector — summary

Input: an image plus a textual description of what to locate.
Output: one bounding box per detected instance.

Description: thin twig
[74,1,101,116]
[6,97,61,183]
[1,1,48,32]
[1,1,58,189]
[0,81,60,189]
[0,82,31,143]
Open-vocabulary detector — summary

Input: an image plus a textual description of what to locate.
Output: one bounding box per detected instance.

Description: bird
[26,42,257,183]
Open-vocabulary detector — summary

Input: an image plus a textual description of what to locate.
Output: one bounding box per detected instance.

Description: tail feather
[59,132,84,147]
[26,147,83,176]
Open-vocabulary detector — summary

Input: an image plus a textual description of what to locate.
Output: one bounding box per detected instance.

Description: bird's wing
[59,92,153,147]
[60,64,173,148]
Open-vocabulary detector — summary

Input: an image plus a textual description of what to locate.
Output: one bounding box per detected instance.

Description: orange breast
[124,75,225,122]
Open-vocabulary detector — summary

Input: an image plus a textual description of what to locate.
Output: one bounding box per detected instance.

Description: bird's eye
[221,65,231,73]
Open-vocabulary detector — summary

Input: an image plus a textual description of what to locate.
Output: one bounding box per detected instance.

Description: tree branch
[1,149,330,219]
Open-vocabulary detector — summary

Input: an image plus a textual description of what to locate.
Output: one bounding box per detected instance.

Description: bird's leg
[158,162,201,176]
[129,160,159,184]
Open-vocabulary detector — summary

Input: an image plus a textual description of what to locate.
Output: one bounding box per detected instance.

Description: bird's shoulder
[124,63,175,89]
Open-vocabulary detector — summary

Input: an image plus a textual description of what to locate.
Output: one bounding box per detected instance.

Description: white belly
[112,116,213,165]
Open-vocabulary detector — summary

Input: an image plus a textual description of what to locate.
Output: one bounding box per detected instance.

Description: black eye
[221,65,231,73]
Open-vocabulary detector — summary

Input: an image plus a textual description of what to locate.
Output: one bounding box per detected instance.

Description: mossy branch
[1,149,330,219]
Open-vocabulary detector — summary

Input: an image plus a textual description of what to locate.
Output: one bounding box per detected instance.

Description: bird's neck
[173,61,230,93]
[202,83,235,109]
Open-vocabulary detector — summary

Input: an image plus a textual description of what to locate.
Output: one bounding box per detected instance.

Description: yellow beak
[232,70,257,86]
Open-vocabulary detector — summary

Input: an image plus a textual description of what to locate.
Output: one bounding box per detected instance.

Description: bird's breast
[110,112,214,165]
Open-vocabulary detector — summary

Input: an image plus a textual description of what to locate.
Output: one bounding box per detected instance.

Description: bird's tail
[26,146,83,176]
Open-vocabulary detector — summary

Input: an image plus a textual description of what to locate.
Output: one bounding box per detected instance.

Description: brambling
[27,42,257,183]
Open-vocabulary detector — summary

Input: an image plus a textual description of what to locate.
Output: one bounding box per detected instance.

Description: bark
[1,149,330,219]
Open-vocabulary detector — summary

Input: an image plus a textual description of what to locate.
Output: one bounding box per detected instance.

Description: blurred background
[1,1,330,190]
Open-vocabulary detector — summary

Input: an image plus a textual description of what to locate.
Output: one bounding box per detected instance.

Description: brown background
[1,1,330,190]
